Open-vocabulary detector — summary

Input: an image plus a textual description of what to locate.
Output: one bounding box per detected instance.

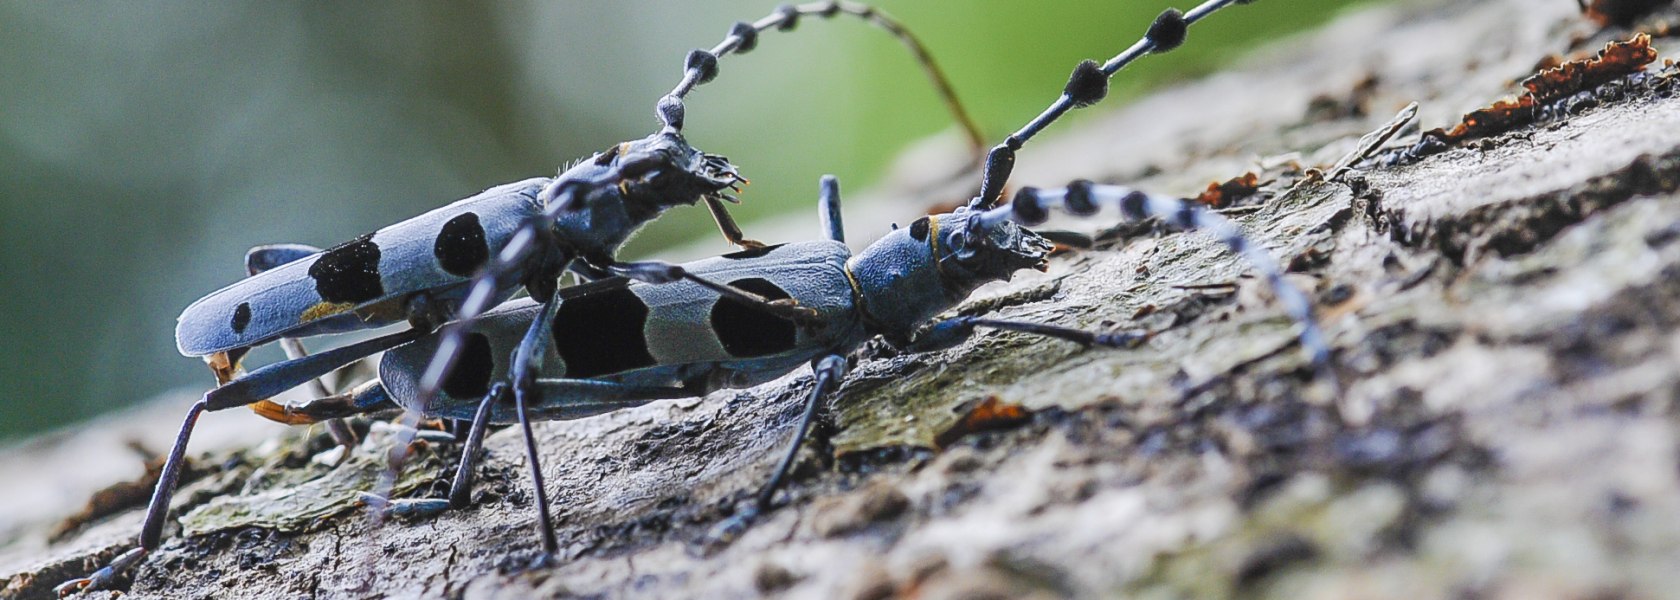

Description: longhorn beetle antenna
[973,0,1257,210]
[656,1,985,154]
[978,181,1338,388]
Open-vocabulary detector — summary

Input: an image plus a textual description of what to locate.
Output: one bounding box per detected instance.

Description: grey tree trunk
[7,0,1680,598]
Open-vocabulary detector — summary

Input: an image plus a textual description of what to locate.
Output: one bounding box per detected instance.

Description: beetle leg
[205,328,426,412]
[55,399,208,596]
[901,316,1149,354]
[604,259,823,324]
[704,196,765,249]
[706,353,846,547]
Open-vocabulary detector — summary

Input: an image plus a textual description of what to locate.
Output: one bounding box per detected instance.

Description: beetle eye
[947,230,971,257]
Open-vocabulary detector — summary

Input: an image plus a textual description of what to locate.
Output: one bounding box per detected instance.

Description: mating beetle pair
[60,0,1321,594]
[58,2,977,594]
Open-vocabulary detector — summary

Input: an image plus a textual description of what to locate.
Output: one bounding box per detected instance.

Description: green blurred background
[0,0,1382,440]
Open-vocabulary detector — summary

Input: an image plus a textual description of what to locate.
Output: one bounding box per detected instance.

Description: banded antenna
[972,0,1257,210]
[657,1,985,153]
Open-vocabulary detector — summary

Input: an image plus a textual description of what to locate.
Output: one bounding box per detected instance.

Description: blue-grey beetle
[58,0,1322,593]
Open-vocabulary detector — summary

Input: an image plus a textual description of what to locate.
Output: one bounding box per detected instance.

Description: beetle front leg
[900,316,1149,354]
[704,196,765,249]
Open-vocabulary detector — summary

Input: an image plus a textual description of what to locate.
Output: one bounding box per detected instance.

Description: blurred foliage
[0,0,1384,439]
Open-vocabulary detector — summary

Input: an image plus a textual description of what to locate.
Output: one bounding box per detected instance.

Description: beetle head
[934,208,1054,288]
[607,131,744,209]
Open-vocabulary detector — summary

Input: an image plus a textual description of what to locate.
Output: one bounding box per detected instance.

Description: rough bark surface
[7,0,1680,598]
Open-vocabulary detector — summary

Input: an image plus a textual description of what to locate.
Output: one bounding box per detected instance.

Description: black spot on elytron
[908,217,931,242]
[442,333,495,400]
[231,302,252,335]
[553,284,656,378]
[711,278,797,358]
[721,243,785,260]
[434,212,490,277]
[309,234,384,304]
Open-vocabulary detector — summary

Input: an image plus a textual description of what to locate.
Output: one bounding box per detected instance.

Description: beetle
[167,0,994,420]
[59,0,1323,592]
[240,166,1325,560]
[364,0,1324,553]
[376,0,1282,505]
[56,3,983,594]
[173,1,985,454]
[204,0,1319,565]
